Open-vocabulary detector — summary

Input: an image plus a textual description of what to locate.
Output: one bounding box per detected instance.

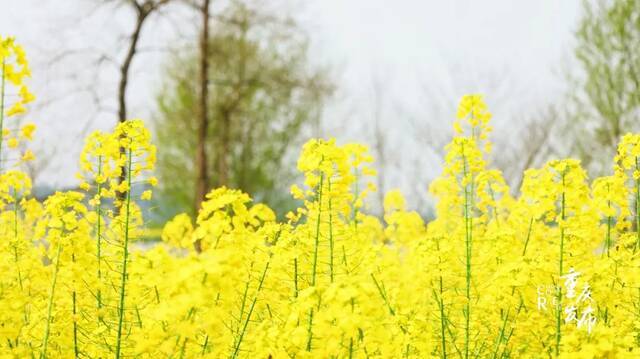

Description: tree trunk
[114,0,171,206]
[194,0,210,253]
[116,8,148,206]
[218,108,230,187]
[118,12,146,124]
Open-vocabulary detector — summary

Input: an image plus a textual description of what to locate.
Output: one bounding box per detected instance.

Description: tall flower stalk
[40,244,61,359]
[461,142,473,359]
[115,147,133,359]
[95,156,103,310]
[230,261,270,359]
[445,95,491,359]
[555,170,566,356]
[307,172,324,352]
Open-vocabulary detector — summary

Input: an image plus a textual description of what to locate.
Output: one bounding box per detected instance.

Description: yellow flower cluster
[2,40,640,358]
[0,36,36,168]
[77,119,156,206]
[0,36,33,116]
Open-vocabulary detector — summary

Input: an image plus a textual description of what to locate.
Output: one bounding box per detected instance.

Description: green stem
[522,217,534,256]
[179,338,188,359]
[497,302,521,359]
[13,189,23,290]
[115,148,133,359]
[306,172,324,352]
[328,178,334,283]
[40,245,62,359]
[491,310,509,359]
[603,182,612,257]
[233,266,253,347]
[371,273,395,316]
[461,142,473,359]
[489,185,499,228]
[71,251,79,358]
[13,245,23,290]
[371,273,408,336]
[434,234,449,358]
[230,261,270,359]
[96,156,103,311]
[352,166,359,231]
[311,173,324,286]
[306,308,314,352]
[201,334,209,356]
[605,213,612,258]
[555,171,566,356]
[73,290,78,358]
[293,257,298,298]
[349,337,354,359]
[436,277,447,358]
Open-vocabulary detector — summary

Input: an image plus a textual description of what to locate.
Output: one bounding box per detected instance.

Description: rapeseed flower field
[2,35,640,358]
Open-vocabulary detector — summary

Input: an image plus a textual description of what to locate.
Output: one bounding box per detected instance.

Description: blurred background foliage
[569,0,640,175]
[2,0,640,223]
[155,1,333,219]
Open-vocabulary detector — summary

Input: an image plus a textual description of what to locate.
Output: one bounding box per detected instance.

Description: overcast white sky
[0,0,582,207]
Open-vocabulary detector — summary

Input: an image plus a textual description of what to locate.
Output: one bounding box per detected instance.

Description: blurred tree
[100,0,174,204]
[496,105,560,192]
[194,0,210,213]
[570,0,640,174]
[100,0,174,125]
[154,1,332,218]
[193,0,210,252]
